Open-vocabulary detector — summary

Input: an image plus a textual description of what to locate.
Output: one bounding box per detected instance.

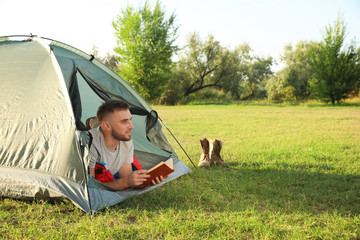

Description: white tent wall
[0,38,91,212]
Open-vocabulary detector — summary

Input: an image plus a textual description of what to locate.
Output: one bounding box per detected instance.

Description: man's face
[106,109,134,141]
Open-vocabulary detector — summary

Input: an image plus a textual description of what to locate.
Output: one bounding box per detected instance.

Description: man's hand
[151,174,169,186]
[126,170,150,187]
[129,172,169,187]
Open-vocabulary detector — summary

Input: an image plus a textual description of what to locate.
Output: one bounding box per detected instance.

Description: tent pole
[158,117,197,169]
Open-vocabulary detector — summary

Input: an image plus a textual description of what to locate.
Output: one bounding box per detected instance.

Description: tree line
[94,1,360,105]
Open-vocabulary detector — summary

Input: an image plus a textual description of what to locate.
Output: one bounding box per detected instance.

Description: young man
[88,100,165,190]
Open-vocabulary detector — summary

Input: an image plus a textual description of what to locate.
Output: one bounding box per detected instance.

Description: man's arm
[89,164,167,190]
[89,164,150,190]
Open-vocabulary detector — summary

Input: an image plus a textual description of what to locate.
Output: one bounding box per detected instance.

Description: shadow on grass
[307,102,360,108]
[181,99,360,107]
[187,100,288,107]
[187,102,231,106]
[117,164,360,216]
[187,100,303,107]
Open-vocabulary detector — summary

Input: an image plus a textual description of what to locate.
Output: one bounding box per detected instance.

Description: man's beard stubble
[111,128,131,141]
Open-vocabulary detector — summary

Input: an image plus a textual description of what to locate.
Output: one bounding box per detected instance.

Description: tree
[240,56,273,100]
[113,1,178,101]
[278,41,316,100]
[221,44,251,100]
[174,33,237,97]
[91,46,120,72]
[219,43,273,100]
[167,34,273,103]
[309,16,359,104]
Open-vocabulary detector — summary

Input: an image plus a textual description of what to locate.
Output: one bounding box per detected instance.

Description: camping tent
[0,36,191,213]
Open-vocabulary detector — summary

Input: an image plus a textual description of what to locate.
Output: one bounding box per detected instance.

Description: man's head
[97,100,134,142]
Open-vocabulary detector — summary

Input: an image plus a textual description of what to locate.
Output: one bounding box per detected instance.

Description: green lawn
[1,102,360,239]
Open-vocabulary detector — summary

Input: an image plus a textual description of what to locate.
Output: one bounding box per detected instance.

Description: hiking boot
[198,138,211,167]
[209,138,228,167]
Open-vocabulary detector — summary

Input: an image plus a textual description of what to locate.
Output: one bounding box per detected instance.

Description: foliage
[239,55,272,100]
[220,43,251,100]
[309,16,360,104]
[267,41,320,101]
[105,8,359,104]
[91,46,120,72]
[217,43,273,101]
[265,69,296,100]
[1,103,360,239]
[156,65,185,105]
[182,88,233,105]
[113,0,178,101]
[174,33,236,97]
[161,34,273,104]
[280,41,316,99]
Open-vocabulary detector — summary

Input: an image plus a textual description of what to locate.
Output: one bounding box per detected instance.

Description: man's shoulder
[88,127,103,146]
[120,139,133,151]
[89,127,102,136]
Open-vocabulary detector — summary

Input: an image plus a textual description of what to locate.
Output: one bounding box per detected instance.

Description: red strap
[132,155,143,170]
[95,156,143,188]
[95,163,114,183]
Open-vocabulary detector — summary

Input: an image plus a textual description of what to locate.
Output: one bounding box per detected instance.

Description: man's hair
[97,100,130,122]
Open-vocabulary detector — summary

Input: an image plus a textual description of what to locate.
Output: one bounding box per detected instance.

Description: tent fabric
[50,41,176,156]
[0,39,91,211]
[50,41,149,111]
[0,36,191,213]
[0,166,90,212]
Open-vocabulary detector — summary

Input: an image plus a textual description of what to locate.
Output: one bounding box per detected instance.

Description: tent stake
[158,117,197,169]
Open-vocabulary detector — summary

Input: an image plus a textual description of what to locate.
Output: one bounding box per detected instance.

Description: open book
[140,158,174,188]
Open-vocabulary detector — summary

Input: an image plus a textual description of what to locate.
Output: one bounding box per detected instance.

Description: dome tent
[0,36,191,213]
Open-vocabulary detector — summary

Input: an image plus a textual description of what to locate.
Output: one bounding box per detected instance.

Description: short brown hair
[97,100,129,122]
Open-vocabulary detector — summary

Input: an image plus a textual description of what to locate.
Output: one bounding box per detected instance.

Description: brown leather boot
[209,138,228,167]
[198,138,211,167]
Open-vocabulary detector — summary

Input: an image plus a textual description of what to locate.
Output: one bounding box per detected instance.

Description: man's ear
[101,120,111,131]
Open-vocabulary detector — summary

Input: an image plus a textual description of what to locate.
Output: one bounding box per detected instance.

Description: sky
[1,0,359,71]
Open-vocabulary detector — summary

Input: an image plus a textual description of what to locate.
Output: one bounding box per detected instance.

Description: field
[1,102,360,239]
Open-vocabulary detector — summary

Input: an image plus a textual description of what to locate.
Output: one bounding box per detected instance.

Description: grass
[1,101,360,239]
